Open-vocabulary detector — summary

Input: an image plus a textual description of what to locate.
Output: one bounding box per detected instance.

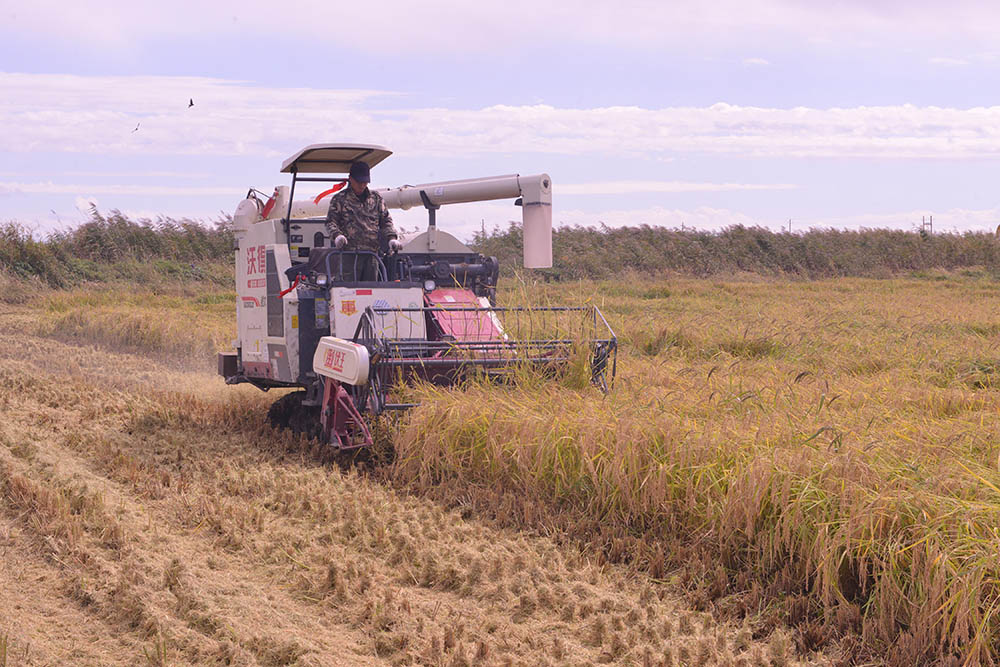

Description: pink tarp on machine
[425,288,504,342]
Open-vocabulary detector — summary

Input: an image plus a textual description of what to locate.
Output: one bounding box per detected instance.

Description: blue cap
[349,161,371,183]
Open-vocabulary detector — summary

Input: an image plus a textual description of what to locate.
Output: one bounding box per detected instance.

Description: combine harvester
[219,144,616,449]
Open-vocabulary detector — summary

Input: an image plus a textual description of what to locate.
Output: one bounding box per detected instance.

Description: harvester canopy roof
[280,144,392,174]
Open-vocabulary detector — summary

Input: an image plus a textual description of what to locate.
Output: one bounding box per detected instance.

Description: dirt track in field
[0,308,823,666]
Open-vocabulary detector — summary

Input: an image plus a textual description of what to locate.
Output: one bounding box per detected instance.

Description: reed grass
[474,223,1000,280]
[7,212,1000,293]
[0,214,233,290]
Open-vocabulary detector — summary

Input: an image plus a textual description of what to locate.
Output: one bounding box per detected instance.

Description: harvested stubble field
[4,270,1000,666]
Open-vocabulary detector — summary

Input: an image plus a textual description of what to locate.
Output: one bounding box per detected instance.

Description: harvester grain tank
[219,144,616,449]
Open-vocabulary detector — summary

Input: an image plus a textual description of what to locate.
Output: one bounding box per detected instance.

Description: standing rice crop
[392,274,1000,664]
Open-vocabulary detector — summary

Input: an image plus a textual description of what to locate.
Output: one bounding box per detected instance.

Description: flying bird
[188,98,194,108]
[132,122,140,133]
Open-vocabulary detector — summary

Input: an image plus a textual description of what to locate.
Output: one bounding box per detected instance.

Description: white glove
[334,234,347,249]
[388,238,403,252]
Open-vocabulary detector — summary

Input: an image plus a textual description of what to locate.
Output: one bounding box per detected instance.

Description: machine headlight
[423,279,436,292]
[316,274,328,287]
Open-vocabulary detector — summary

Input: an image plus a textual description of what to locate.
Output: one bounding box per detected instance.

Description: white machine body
[229,143,555,388]
[235,219,295,381]
[313,337,370,385]
[330,286,426,340]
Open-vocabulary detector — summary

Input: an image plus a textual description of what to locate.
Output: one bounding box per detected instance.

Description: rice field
[0,280,812,666]
[396,271,1000,665]
[6,269,1000,664]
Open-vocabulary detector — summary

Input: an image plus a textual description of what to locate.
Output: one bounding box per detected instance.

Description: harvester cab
[219,143,617,450]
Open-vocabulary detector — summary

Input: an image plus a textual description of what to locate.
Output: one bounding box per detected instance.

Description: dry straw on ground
[0,289,808,665]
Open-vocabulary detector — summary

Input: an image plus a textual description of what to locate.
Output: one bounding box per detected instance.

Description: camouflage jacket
[325,187,397,252]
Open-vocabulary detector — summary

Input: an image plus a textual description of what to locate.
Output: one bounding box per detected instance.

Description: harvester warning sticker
[372,299,392,327]
[340,300,357,316]
[324,348,346,373]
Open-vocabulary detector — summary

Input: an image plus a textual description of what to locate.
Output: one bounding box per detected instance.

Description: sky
[4,0,1000,240]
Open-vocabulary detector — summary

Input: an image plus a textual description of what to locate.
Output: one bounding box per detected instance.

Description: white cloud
[743,58,771,66]
[63,170,216,179]
[28,189,1000,242]
[74,196,98,215]
[929,57,971,66]
[0,73,391,158]
[8,73,1000,161]
[585,205,1000,235]
[395,201,761,240]
[801,207,1000,232]
[1,181,241,196]
[557,205,759,231]
[9,1,1000,55]
[402,201,1000,243]
[560,181,796,194]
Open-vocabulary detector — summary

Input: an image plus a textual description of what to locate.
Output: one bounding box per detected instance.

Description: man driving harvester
[324,160,402,280]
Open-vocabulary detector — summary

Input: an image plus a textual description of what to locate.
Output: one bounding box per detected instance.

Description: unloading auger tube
[219,143,616,451]
[376,173,553,269]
